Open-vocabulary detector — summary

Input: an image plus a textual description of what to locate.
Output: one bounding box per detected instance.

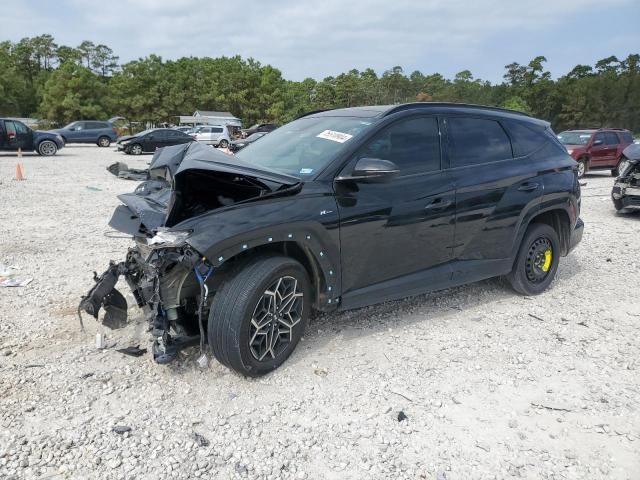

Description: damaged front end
[612,144,640,211]
[79,142,301,363]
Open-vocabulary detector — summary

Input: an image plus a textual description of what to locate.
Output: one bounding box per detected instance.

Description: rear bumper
[568,217,584,254]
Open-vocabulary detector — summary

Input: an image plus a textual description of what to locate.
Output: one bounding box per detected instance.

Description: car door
[336,115,455,297]
[70,121,87,142]
[146,130,166,151]
[444,116,541,275]
[589,132,612,167]
[84,121,101,142]
[603,132,621,166]
[4,120,33,151]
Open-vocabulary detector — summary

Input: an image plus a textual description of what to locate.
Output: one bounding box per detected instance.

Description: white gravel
[0,145,639,480]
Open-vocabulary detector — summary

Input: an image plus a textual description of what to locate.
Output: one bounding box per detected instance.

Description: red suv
[557,128,634,178]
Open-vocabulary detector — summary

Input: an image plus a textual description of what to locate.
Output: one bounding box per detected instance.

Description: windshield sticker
[316,130,353,143]
[299,168,314,174]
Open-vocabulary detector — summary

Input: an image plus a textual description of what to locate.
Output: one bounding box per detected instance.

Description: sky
[5,0,640,82]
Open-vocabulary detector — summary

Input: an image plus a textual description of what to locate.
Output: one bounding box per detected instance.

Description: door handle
[424,199,452,210]
[518,182,539,192]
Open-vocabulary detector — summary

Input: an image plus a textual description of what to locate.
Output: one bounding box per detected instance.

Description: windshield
[136,128,156,136]
[236,116,376,177]
[246,132,265,141]
[557,131,592,145]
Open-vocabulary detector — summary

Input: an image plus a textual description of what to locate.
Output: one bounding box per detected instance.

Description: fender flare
[193,222,341,311]
[509,203,573,261]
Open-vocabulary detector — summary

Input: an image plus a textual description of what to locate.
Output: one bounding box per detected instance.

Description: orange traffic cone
[15,163,25,181]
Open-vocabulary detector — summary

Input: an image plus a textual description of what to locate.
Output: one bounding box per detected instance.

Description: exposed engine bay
[79,142,301,363]
[612,144,640,211]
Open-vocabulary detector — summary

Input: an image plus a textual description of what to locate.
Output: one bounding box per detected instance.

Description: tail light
[112,127,118,134]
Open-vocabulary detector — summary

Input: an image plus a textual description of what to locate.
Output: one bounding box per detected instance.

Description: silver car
[193,125,231,148]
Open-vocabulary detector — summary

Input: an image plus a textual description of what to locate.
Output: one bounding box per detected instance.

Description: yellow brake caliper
[542,249,552,272]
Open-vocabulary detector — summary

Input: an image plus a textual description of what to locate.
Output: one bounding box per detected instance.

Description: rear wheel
[37,140,58,156]
[97,136,111,147]
[507,223,560,296]
[577,158,587,178]
[208,256,310,377]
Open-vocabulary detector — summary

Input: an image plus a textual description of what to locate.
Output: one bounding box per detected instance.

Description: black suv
[0,118,65,156]
[80,103,583,377]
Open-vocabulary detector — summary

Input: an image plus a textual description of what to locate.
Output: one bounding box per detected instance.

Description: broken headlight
[147,229,191,248]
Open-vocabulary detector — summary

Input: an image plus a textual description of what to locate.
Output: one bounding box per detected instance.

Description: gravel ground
[0,145,639,480]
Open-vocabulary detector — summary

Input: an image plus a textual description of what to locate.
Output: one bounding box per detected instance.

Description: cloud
[4,0,639,81]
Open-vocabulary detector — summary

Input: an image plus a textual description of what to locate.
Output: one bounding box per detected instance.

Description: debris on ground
[0,264,32,287]
[193,432,210,447]
[112,425,132,434]
[106,162,148,181]
[116,345,147,357]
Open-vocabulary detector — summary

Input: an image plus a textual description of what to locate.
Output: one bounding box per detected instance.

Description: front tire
[38,140,58,156]
[208,256,311,377]
[576,158,587,178]
[97,136,111,147]
[507,223,560,296]
[128,143,143,155]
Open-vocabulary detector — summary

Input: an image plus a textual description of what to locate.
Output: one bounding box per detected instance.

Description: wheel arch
[213,241,332,311]
[511,206,572,260]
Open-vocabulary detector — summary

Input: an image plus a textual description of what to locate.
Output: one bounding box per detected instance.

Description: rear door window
[604,132,619,145]
[355,116,441,176]
[212,127,224,133]
[5,121,17,136]
[447,117,512,167]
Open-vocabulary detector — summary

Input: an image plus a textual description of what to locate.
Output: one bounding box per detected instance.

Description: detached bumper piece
[79,261,129,330]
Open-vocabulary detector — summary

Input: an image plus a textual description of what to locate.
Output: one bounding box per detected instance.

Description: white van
[193,125,231,148]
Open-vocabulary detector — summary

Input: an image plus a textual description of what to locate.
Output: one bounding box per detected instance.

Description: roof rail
[383,102,532,118]
[597,127,629,131]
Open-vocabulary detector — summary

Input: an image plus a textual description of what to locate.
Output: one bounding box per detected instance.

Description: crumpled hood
[117,134,138,143]
[108,142,301,236]
[172,142,300,185]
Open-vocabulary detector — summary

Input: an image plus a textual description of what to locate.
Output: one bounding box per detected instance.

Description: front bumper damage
[79,242,213,364]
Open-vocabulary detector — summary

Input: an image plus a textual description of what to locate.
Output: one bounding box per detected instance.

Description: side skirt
[339,258,512,311]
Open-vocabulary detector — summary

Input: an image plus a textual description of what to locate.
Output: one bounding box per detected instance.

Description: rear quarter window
[447,117,512,167]
[619,131,633,144]
[502,120,548,157]
[212,127,223,133]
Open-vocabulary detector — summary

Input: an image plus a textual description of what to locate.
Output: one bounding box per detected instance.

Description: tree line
[1,35,639,133]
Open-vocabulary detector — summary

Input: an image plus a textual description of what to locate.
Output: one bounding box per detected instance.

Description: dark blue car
[49,120,118,147]
[0,118,65,156]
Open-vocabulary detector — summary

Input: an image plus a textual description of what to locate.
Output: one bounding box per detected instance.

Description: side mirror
[592,139,603,146]
[337,158,400,183]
